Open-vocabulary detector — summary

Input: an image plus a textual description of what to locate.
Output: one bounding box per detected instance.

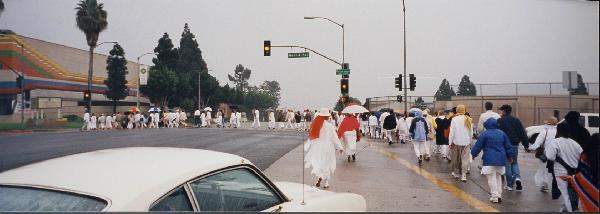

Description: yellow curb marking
[375,147,499,212]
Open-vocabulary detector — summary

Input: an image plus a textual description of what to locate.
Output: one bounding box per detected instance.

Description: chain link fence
[450,82,599,96]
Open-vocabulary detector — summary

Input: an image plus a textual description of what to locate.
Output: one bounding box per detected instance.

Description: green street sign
[288,52,309,58]
[336,68,350,76]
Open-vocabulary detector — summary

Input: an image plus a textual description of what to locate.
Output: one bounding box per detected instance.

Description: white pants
[440,145,449,158]
[534,161,552,188]
[252,120,261,128]
[556,175,573,212]
[286,121,294,129]
[385,130,394,143]
[485,168,504,200]
[369,126,377,138]
[413,140,430,157]
[344,131,358,156]
[268,121,276,129]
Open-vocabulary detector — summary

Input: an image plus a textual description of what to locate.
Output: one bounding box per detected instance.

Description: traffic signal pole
[402,0,408,114]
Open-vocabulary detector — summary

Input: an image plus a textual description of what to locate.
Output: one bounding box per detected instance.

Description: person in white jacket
[477,102,501,134]
[368,113,379,139]
[529,117,558,192]
[545,123,583,212]
[448,105,473,182]
[396,113,409,144]
[82,112,90,131]
[252,109,261,128]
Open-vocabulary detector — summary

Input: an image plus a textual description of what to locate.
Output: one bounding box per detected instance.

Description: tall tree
[0,0,5,17]
[569,74,589,95]
[434,79,456,101]
[174,23,207,107]
[75,0,108,111]
[414,96,425,108]
[141,67,179,107]
[228,64,252,91]
[456,75,477,96]
[104,44,128,113]
[152,33,178,71]
[260,80,281,106]
[333,96,362,112]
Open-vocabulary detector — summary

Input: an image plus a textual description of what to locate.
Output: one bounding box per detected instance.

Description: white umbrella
[342,105,369,114]
[203,107,213,111]
[148,107,161,113]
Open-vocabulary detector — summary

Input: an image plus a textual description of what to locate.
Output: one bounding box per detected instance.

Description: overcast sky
[2,0,598,109]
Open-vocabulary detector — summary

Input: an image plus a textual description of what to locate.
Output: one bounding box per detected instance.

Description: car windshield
[0,185,107,212]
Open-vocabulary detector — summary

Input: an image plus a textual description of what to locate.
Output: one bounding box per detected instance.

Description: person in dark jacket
[435,110,451,160]
[383,110,398,145]
[497,104,529,191]
[471,118,515,203]
[563,111,591,156]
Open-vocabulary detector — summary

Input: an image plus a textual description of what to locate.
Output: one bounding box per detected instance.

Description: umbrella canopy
[342,105,369,114]
[409,108,422,116]
[148,107,161,113]
[204,107,213,111]
[131,107,140,113]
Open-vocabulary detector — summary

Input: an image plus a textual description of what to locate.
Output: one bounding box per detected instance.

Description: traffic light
[409,74,416,91]
[395,74,402,91]
[16,76,23,89]
[263,40,271,56]
[83,90,91,102]
[397,95,402,102]
[340,78,349,95]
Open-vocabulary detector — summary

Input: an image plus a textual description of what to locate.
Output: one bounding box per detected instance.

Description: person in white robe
[236,111,242,128]
[206,110,212,127]
[337,114,362,162]
[82,112,91,131]
[98,114,106,130]
[230,111,238,128]
[529,117,558,192]
[201,111,207,127]
[396,113,409,144]
[368,113,378,139]
[285,110,294,129]
[179,111,187,127]
[105,114,113,129]
[252,109,261,128]
[153,113,160,128]
[90,113,97,130]
[174,110,180,128]
[268,111,276,130]
[304,108,343,189]
[216,111,224,128]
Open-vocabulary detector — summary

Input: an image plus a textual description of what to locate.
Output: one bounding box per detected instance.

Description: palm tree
[75,0,107,112]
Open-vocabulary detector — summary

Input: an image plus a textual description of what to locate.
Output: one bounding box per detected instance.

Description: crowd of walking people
[303,102,597,212]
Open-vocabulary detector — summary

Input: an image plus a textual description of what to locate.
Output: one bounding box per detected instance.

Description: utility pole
[20,42,25,127]
[402,0,408,113]
[136,52,155,110]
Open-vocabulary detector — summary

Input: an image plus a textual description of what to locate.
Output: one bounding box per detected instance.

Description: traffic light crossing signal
[263,40,271,56]
[395,74,402,91]
[409,74,416,91]
[340,78,349,95]
[83,90,91,102]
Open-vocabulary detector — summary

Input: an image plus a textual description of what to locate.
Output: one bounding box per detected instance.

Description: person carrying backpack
[409,109,430,164]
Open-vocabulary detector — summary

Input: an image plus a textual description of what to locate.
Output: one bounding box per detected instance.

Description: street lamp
[87,41,118,113]
[136,52,155,109]
[303,16,345,64]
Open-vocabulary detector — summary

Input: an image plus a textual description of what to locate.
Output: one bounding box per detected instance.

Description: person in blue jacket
[471,118,515,204]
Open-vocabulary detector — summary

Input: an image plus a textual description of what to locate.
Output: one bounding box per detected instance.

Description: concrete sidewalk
[264,139,560,212]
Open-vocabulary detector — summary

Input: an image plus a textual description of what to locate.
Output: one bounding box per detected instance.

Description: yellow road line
[375,147,499,212]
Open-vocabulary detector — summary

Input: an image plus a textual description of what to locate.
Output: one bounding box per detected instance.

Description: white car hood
[274,181,366,212]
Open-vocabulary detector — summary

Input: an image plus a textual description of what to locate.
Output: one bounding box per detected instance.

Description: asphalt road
[0,128,305,173]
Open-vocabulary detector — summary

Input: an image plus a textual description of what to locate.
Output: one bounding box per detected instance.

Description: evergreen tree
[414,96,425,108]
[228,64,252,91]
[152,33,178,71]
[104,43,128,113]
[434,79,456,101]
[570,74,589,95]
[457,75,477,96]
[141,67,179,107]
[260,80,281,108]
[173,23,208,107]
[334,96,362,112]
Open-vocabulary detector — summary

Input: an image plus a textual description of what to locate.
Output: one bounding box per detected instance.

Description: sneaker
[497,197,502,203]
[418,155,423,164]
[424,155,431,161]
[515,179,523,191]
[504,186,514,191]
[347,156,352,162]
[451,172,460,178]
[461,174,467,182]
[352,154,356,162]
[489,197,498,203]
[540,185,549,192]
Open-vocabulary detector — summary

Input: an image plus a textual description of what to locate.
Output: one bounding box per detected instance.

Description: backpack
[414,118,427,141]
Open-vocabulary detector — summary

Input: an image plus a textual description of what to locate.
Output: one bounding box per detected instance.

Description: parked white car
[526,113,599,143]
[0,147,366,212]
